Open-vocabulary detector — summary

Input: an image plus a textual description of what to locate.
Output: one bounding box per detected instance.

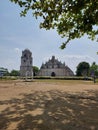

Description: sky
[0,0,98,73]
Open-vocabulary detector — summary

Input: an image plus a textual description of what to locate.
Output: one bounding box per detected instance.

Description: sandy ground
[0,79,98,130]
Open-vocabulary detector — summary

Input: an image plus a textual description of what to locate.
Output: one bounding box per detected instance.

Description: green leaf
[9,0,98,49]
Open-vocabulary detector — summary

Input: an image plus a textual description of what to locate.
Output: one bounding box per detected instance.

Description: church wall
[38,56,74,77]
[38,68,73,76]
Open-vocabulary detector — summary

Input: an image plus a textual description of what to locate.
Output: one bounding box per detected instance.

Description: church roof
[41,56,66,69]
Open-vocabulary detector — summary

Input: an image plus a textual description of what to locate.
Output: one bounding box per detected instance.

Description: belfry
[20,49,33,77]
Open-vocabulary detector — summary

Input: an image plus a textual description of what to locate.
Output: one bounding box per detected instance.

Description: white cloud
[14,48,21,54]
[60,55,95,62]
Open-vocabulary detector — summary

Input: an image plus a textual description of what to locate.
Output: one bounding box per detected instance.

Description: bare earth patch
[0,79,98,130]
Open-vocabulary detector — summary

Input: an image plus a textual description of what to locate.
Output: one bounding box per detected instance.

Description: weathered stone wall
[38,56,74,77]
[20,49,33,77]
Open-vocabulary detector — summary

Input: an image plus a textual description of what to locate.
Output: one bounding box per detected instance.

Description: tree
[90,62,98,76]
[10,0,98,48]
[10,70,20,76]
[0,67,9,76]
[76,62,90,76]
[33,66,39,76]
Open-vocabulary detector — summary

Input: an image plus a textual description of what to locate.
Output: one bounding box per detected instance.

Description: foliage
[0,76,17,80]
[34,76,92,80]
[33,66,39,76]
[90,62,98,76]
[4,71,10,76]
[0,67,9,76]
[10,70,20,76]
[76,62,90,76]
[10,0,98,48]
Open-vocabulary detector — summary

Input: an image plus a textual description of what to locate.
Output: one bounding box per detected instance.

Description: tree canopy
[76,61,90,76]
[90,62,98,76]
[33,66,39,76]
[10,70,20,76]
[10,0,98,48]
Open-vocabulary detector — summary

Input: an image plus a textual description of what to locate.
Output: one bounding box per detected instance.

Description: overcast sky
[0,0,98,73]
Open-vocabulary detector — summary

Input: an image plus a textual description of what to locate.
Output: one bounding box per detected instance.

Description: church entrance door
[51,72,56,77]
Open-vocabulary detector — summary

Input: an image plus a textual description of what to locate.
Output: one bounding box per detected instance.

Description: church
[20,49,74,77]
[38,56,74,77]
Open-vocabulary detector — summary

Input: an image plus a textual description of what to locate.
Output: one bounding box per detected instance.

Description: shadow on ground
[0,90,98,130]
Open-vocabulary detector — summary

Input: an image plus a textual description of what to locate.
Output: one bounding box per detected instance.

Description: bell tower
[20,49,33,77]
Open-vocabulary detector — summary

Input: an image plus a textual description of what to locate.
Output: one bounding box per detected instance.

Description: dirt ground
[0,79,98,130]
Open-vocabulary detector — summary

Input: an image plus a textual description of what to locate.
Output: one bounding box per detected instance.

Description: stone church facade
[20,49,33,77]
[38,56,74,76]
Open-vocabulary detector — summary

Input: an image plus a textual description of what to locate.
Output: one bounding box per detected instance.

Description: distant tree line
[3,70,20,76]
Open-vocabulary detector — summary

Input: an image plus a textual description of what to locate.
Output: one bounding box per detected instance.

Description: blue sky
[0,0,98,73]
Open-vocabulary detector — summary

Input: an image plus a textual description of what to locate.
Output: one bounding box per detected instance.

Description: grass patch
[0,76,18,80]
[34,79,95,86]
